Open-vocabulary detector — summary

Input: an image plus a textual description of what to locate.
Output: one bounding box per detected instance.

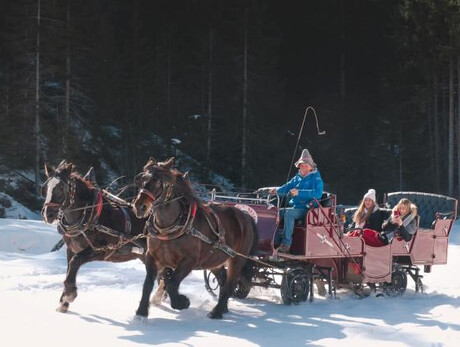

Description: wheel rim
[281,268,310,304]
[203,270,219,297]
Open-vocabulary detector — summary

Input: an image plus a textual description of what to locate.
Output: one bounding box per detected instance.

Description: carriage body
[206,189,457,302]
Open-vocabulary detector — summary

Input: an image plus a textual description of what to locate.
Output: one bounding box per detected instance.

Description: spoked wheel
[384,267,407,297]
[203,269,219,298]
[281,268,310,305]
[203,269,251,299]
[233,278,252,299]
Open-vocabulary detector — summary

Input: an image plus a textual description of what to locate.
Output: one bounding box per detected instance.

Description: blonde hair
[394,198,418,217]
[353,198,375,224]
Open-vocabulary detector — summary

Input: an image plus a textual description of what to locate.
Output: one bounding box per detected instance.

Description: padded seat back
[385,192,457,229]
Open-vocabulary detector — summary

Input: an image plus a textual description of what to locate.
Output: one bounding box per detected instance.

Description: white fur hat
[363,189,376,204]
[295,149,316,168]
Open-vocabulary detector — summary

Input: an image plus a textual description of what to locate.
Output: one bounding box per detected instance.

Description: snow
[0,192,41,220]
[1,217,459,347]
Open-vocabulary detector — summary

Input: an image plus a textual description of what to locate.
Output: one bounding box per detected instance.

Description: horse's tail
[241,217,259,282]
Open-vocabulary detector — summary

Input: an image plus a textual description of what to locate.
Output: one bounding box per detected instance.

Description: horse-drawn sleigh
[203,188,457,302]
[41,158,458,319]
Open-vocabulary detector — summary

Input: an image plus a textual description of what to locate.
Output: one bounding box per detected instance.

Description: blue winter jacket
[276,169,324,209]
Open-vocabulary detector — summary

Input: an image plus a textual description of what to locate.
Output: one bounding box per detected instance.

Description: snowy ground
[1,218,459,347]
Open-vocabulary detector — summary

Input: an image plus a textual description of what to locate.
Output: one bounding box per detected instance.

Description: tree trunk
[241,8,248,188]
[433,71,440,192]
[64,0,70,155]
[34,0,41,195]
[457,55,460,200]
[339,0,346,107]
[448,57,454,196]
[167,28,172,118]
[206,26,213,166]
[134,0,140,174]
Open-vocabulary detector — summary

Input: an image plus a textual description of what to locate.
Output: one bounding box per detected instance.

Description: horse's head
[133,157,176,218]
[41,161,95,224]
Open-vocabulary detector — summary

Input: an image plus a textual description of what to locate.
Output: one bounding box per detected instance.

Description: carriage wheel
[203,270,219,298]
[384,268,407,296]
[233,279,252,299]
[280,268,310,305]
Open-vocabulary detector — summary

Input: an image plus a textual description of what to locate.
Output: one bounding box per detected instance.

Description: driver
[269,148,324,254]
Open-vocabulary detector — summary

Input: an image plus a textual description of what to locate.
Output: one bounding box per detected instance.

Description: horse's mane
[70,172,95,189]
[54,161,95,190]
[172,171,202,205]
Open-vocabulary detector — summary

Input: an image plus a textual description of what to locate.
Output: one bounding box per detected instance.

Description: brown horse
[133,157,258,319]
[41,160,153,312]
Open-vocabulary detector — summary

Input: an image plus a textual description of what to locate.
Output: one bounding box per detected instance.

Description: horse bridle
[42,174,77,211]
[137,172,176,210]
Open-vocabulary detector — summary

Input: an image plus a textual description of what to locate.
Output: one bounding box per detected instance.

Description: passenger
[381,198,418,244]
[268,148,324,253]
[349,189,388,231]
[346,189,389,247]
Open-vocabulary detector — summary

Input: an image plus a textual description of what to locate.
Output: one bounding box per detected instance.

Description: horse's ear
[83,167,96,184]
[163,157,175,169]
[183,171,190,182]
[64,162,74,173]
[57,160,67,169]
[144,157,156,170]
[44,163,52,178]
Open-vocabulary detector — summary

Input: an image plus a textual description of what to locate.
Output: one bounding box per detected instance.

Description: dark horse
[133,157,258,319]
[41,160,154,312]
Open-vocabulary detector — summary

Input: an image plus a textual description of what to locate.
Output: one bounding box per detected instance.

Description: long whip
[282,106,326,202]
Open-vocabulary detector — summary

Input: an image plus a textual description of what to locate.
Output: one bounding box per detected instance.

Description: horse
[41,160,167,312]
[132,157,258,319]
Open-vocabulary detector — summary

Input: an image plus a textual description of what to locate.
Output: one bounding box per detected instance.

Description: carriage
[203,189,458,303]
[42,158,459,318]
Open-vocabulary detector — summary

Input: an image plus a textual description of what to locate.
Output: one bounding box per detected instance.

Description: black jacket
[382,212,417,242]
[350,208,390,232]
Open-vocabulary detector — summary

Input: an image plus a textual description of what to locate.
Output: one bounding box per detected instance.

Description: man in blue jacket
[269,149,324,253]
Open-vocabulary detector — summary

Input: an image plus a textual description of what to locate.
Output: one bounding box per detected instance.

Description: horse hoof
[56,304,69,313]
[135,308,149,318]
[131,315,148,324]
[207,310,223,319]
[171,295,190,310]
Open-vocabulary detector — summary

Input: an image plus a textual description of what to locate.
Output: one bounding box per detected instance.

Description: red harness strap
[96,190,104,218]
[140,189,157,202]
[191,202,197,218]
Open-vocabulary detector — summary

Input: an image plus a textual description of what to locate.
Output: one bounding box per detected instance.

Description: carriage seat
[278,192,334,227]
[385,191,457,229]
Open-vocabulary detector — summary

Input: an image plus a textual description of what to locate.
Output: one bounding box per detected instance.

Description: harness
[142,183,234,257]
[45,175,144,254]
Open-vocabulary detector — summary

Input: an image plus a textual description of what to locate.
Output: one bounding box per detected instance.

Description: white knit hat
[295,149,317,168]
[363,189,376,204]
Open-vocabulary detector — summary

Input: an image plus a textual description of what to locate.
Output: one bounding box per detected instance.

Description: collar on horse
[146,201,198,240]
[59,189,104,237]
[145,199,233,256]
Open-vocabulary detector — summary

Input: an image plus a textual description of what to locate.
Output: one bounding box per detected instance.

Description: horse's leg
[211,266,228,314]
[150,268,173,306]
[135,253,158,317]
[208,259,246,319]
[165,260,194,310]
[58,247,102,313]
